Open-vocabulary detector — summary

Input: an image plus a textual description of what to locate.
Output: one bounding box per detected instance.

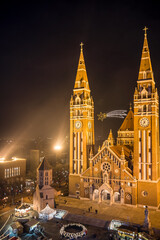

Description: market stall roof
[40,204,56,215]
[11,221,23,230]
[117,225,138,233]
[24,219,39,227]
[18,204,30,210]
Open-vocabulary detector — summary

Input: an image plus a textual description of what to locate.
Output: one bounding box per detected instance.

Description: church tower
[69,43,95,196]
[133,27,160,206]
[33,157,59,212]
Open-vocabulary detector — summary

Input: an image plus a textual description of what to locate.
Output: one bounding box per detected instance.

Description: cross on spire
[143,26,148,38]
[130,102,132,110]
[80,42,84,52]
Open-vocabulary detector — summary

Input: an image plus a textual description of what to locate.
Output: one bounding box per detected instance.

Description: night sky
[0,1,160,142]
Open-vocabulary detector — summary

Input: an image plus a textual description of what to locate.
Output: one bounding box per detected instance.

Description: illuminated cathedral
[69,28,160,207]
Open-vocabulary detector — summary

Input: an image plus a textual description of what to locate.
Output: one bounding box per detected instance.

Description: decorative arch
[93,189,99,201]
[84,188,89,198]
[125,192,132,205]
[114,192,121,203]
[98,183,113,204]
[141,87,148,99]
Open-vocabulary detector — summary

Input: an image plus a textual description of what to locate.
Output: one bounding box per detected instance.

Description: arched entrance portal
[102,190,111,203]
[125,193,132,205]
[84,188,89,198]
[93,189,99,201]
[98,183,113,205]
[114,192,121,203]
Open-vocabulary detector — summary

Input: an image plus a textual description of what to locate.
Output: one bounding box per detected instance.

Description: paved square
[56,196,160,229]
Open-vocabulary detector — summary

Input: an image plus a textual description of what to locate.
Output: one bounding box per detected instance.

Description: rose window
[142,191,148,197]
[101,162,111,173]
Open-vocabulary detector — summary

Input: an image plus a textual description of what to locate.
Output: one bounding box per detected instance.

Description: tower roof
[119,109,134,131]
[38,157,51,171]
[74,42,90,90]
[138,27,154,81]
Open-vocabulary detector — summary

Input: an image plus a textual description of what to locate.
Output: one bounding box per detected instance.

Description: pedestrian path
[64,212,109,228]
[0,209,13,217]
[56,196,160,229]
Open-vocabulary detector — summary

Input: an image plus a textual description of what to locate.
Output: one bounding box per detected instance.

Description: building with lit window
[0,157,26,183]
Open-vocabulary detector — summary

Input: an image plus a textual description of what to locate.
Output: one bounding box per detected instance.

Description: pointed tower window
[139,85,143,92]
[138,106,142,112]
[148,85,152,97]
[80,78,83,86]
[148,104,151,112]
[143,105,146,112]
[143,71,147,79]
[141,87,148,99]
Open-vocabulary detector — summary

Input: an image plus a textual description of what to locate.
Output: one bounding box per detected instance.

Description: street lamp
[54,144,62,164]
[54,145,62,151]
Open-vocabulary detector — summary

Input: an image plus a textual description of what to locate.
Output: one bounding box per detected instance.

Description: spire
[80,42,83,52]
[98,145,101,152]
[108,129,113,140]
[74,42,90,90]
[90,147,93,158]
[130,103,132,111]
[121,147,125,160]
[119,108,134,131]
[107,129,114,146]
[138,27,154,81]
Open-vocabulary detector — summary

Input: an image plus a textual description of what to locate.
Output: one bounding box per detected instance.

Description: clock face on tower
[139,117,149,127]
[75,120,82,129]
[88,121,92,129]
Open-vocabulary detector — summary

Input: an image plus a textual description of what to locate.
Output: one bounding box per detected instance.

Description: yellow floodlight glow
[54,145,62,151]
[0,157,5,162]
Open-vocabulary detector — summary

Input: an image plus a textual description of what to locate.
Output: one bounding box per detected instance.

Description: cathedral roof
[38,157,51,171]
[74,43,90,90]
[119,109,134,131]
[138,27,154,81]
[110,145,133,161]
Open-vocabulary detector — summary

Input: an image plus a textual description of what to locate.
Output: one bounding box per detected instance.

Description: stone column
[98,190,102,203]
[110,191,113,205]
[121,189,124,204]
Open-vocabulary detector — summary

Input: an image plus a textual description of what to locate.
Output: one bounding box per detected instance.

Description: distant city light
[0,157,5,162]
[54,145,62,151]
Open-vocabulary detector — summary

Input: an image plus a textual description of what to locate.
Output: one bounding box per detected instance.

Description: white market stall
[39,204,56,220]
